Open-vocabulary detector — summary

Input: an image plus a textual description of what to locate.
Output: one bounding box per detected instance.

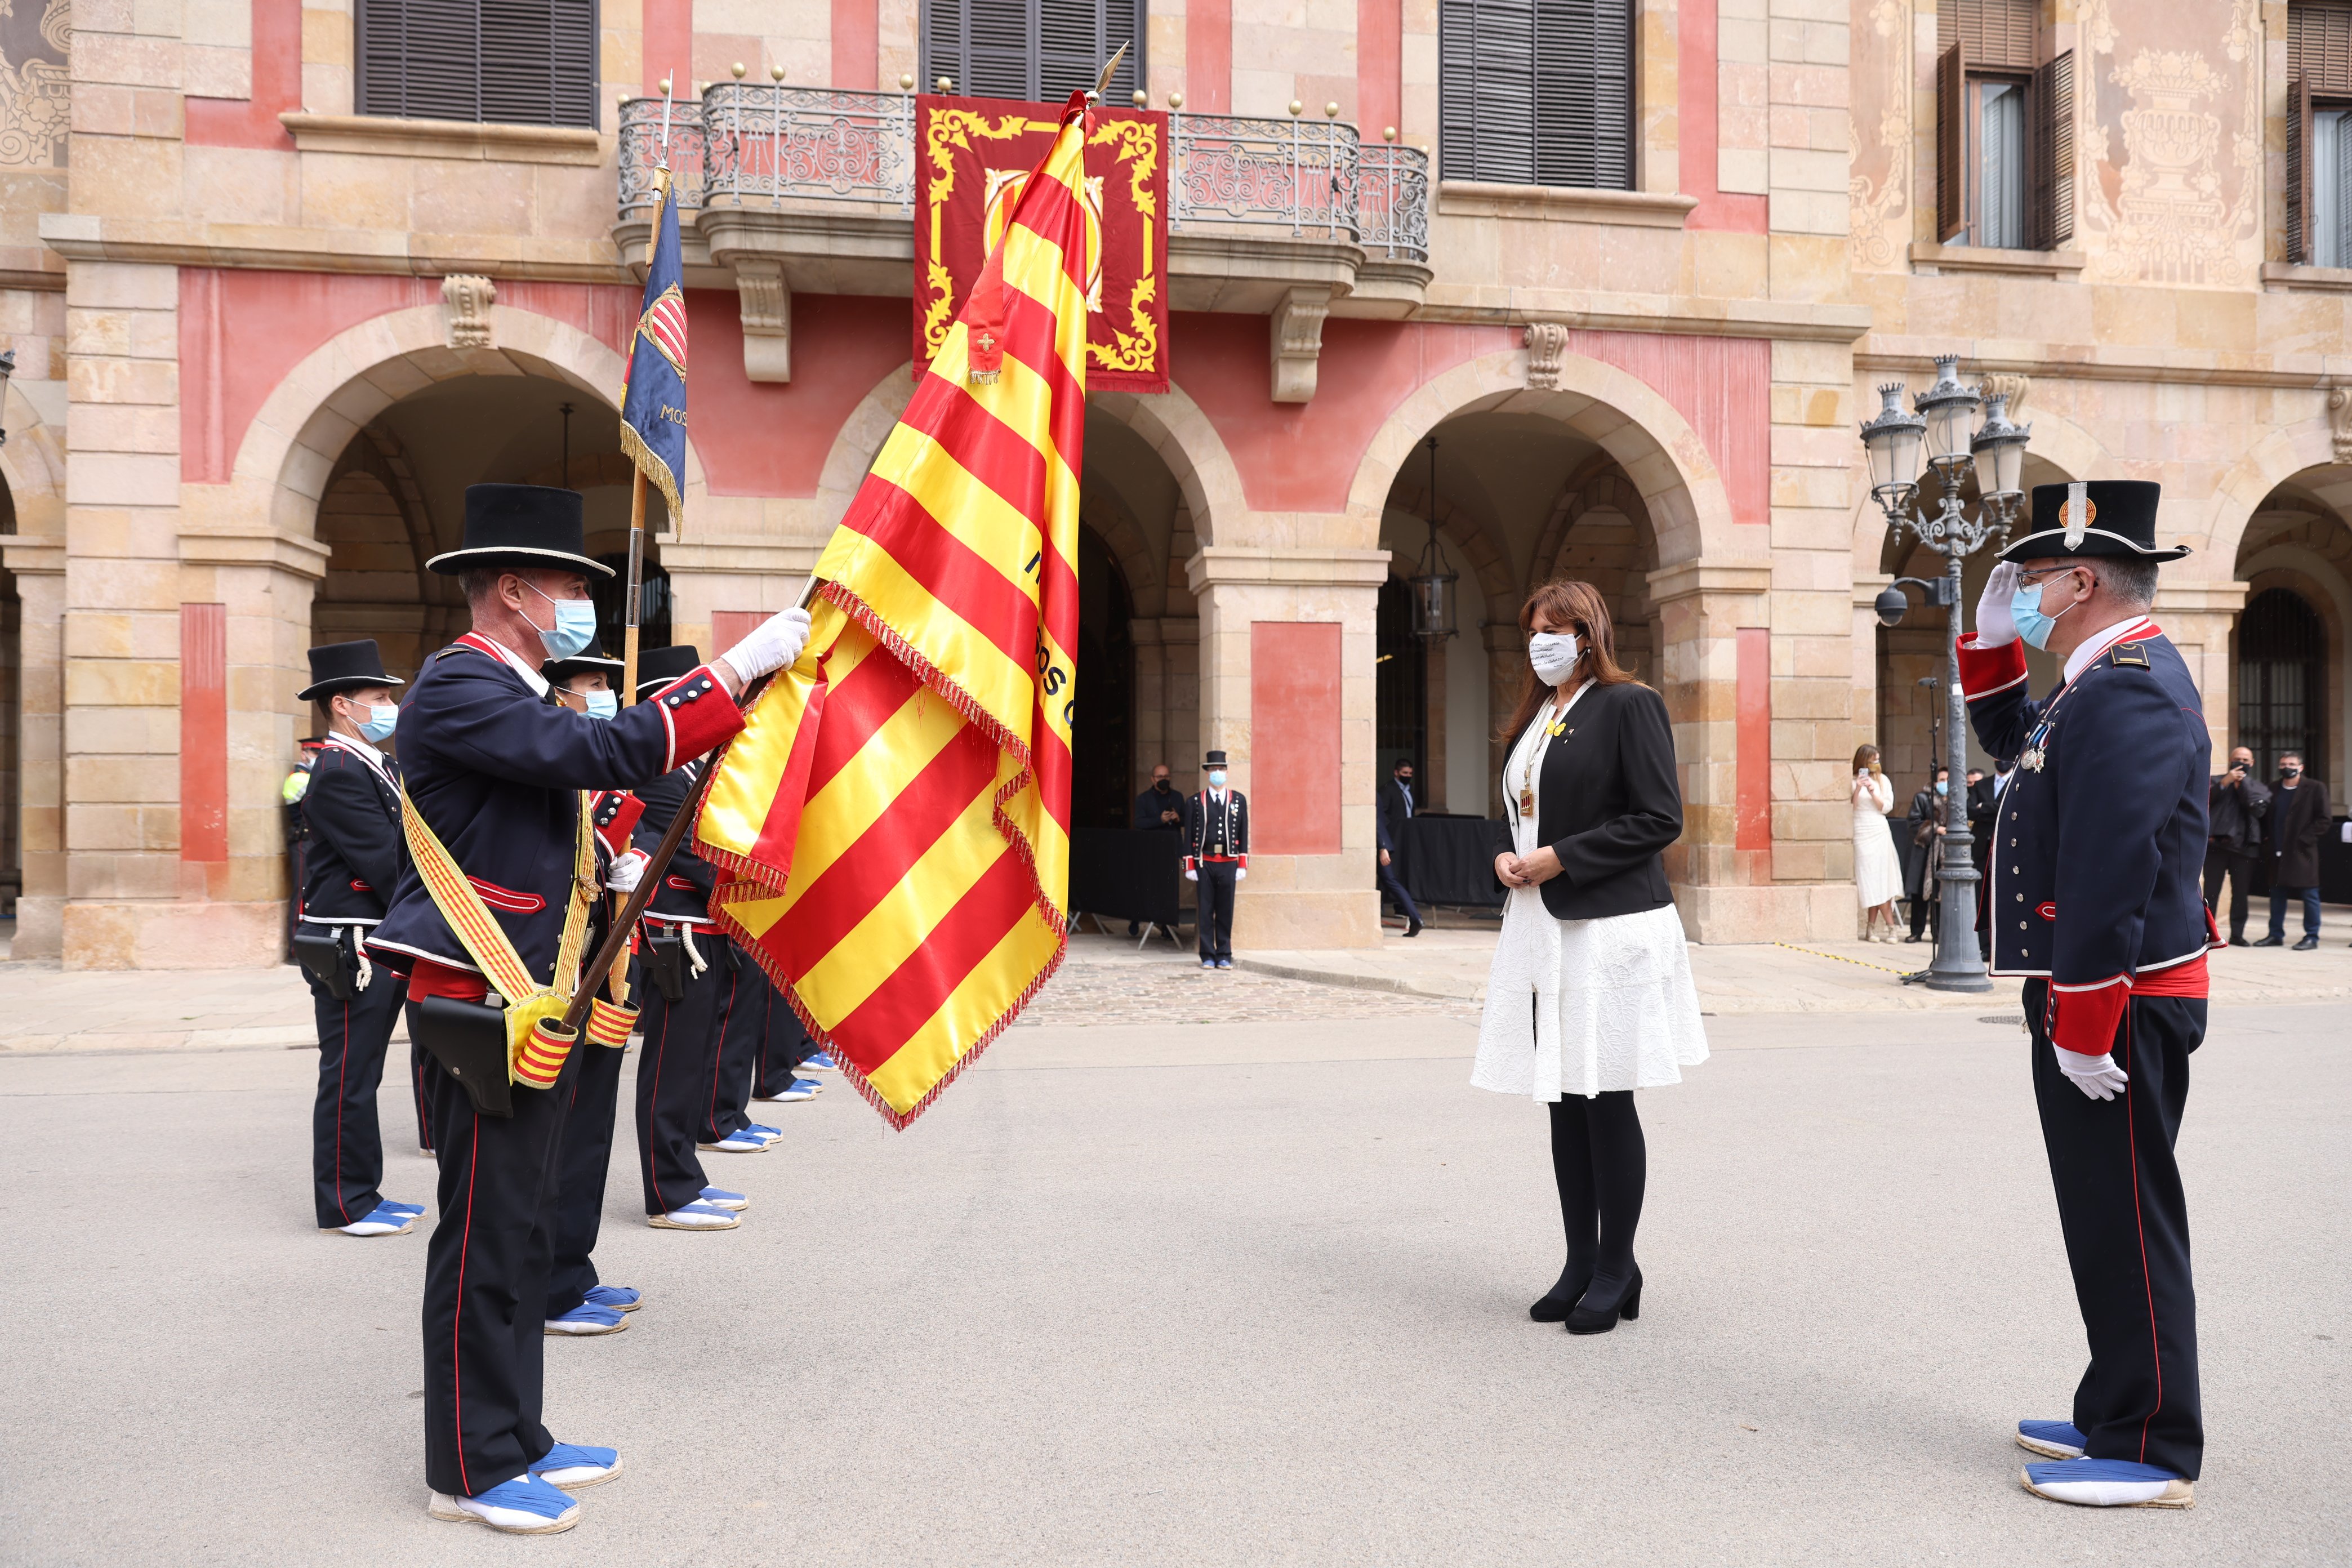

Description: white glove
[720,607,813,686]
[2055,1046,2130,1101]
[605,848,649,894]
[1184,868,1198,882]
[1974,562,2021,647]
[1236,867,1247,881]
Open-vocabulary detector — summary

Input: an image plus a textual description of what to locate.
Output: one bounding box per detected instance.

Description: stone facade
[0,0,2345,968]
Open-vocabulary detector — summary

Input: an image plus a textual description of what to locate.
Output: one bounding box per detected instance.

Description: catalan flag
[694,92,1093,1129]
[619,163,688,524]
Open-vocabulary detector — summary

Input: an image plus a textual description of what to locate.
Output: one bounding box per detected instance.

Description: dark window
[591,553,671,656]
[1933,0,2070,250]
[1377,574,1428,792]
[2238,588,2326,780]
[357,0,598,128]
[920,0,1144,104]
[1438,0,1632,189]
[1069,527,1135,830]
[2289,2,2352,264]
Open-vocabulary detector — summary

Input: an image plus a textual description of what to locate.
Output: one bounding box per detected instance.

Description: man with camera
[2203,745,2269,947]
[293,638,424,1239]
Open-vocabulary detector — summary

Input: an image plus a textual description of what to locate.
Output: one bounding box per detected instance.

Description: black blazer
[297,740,405,927]
[1492,680,1682,922]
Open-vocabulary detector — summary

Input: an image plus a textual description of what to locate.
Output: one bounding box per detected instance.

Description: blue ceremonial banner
[620,168,689,523]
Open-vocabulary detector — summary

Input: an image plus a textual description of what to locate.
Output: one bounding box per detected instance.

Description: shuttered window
[1438,0,1633,189]
[920,0,1144,104]
[2290,0,2352,96]
[1937,0,2034,70]
[2290,1,2352,264]
[357,0,598,127]
[1934,37,2070,250]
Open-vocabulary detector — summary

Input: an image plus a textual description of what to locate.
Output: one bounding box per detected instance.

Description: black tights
[1543,1091,1646,1307]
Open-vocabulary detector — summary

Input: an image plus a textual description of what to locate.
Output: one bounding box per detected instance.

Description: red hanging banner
[912,94,1169,393]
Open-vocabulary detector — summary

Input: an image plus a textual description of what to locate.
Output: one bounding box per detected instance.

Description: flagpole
[622,159,667,709]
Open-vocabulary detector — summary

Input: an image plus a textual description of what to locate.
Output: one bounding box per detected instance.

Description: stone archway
[0,387,66,958]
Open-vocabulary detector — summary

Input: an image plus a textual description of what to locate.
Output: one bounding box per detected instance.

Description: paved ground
[1,948,2345,1565]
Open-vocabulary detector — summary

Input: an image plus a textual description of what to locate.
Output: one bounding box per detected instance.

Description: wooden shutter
[1439,0,1534,184]
[2029,49,2073,250]
[355,0,594,126]
[923,0,1143,102]
[1040,0,1142,102]
[2290,74,2315,264]
[2289,1,2352,96]
[1935,43,1965,242]
[1437,0,1629,189]
[1939,0,2033,70]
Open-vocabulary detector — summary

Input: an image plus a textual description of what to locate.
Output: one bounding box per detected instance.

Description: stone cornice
[1,537,63,575]
[279,113,607,164]
[1857,338,2352,390]
[1185,546,1392,593]
[1438,182,1698,229]
[0,266,64,291]
[178,529,335,580]
[1908,241,2087,279]
[1646,561,1772,604]
[39,212,629,285]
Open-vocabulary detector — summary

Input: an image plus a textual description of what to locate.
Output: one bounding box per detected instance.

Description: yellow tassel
[968,369,1000,386]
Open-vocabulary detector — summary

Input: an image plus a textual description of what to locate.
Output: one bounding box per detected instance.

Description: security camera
[1874,586,1908,628]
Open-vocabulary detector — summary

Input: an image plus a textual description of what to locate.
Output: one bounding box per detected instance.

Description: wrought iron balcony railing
[617,87,1429,264]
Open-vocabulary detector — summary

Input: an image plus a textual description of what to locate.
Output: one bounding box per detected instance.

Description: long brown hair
[1852,743,1880,773]
[1498,578,1637,742]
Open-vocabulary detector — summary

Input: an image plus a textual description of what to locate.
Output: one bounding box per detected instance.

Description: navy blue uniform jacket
[369,632,743,984]
[632,759,720,926]
[298,737,405,928]
[1959,617,2214,1054]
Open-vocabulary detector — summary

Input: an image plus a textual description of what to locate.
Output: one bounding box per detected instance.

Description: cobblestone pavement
[1017,932,1479,1027]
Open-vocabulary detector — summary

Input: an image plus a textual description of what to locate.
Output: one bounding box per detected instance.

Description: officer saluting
[1958,480,2212,1510]
[1182,750,1249,969]
[367,485,809,1534]
[292,639,422,1238]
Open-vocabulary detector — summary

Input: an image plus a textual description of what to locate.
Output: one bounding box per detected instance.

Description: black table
[1069,827,1188,934]
[1392,813,1505,910]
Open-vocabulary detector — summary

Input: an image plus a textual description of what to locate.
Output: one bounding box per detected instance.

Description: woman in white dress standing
[1475,579,1708,1335]
[1851,743,1904,941]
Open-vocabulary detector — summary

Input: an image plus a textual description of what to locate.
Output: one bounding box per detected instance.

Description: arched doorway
[2239,587,2326,776]
[0,474,17,922]
[1376,573,1427,783]
[1069,525,1135,829]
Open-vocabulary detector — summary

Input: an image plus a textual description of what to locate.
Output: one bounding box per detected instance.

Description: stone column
[3,538,63,957]
[1484,619,1519,819]
[1186,544,1387,950]
[2156,580,2249,769]
[1648,559,1775,941]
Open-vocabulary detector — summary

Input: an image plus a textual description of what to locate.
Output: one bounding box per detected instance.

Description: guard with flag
[694,81,1106,1129]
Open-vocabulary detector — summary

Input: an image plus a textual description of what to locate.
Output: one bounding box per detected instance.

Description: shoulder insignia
[2110,642,2149,667]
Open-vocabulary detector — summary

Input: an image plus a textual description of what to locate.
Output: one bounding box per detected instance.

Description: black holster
[410,994,514,1118]
[292,925,358,1000]
[643,925,688,1003]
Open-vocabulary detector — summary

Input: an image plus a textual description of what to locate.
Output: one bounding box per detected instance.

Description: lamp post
[1859,355,2030,992]
[0,348,15,446]
[1408,436,1456,642]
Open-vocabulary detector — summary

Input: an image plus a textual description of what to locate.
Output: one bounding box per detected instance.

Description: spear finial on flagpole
[1092,42,1130,100]
[657,74,675,167]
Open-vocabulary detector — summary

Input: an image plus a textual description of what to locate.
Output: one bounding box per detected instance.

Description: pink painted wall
[832,0,879,90]
[1187,0,1232,113]
[180,604,229,866]
[1677,0,1767,233]
[1735,626,1771,865]
[1356,0,1400,135]
[679,291,909,497]
[1249,621,1343,854]
[183,0,299,149]
[644,0,696,91]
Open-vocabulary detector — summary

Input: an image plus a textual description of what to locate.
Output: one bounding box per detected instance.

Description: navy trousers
[747,961,818,1098]
[415,1017,579,1498]
[545,1026,628,1318]
[408,1038,435,1154]
[1196,861,1239,961]
[2025,979,2204,1480]
[634,934,729,1214]
[698,948,758,1144]
[1377,857,1421,928]
[308,958,405,1230]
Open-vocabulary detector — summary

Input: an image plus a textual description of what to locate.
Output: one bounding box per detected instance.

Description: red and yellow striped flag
[694,93,1093,1129]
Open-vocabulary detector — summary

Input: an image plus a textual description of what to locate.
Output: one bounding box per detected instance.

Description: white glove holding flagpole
[1975,562,2021,647]
[605,848,649,894]
[720,607,813,687]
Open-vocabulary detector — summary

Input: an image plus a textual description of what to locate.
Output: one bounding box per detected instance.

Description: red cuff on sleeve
[1956,635,2029,701]
[651,665,749,769]
[2046,978,2129,1056]
[591,791,645,858]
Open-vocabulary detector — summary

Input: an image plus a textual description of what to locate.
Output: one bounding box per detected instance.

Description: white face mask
[1528,630,1580,687]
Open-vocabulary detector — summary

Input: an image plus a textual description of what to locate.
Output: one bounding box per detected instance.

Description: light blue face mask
[359,704,398,742]
[584,691,618,720]
[527,580,600,662]
[1935,779,1948,796]
[1208,770,1228,789]
[2010,568,2081,651]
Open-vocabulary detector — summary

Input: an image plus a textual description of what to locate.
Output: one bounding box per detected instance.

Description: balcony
[614,84,1431,398]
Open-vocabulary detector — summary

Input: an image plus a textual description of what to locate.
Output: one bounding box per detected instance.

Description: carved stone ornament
[441,274,496,349]
[2330,385,2352,465]
[1269,287,1330,404]
[1525,322,1569,390]
[734,259,791,384]
[1979,372,2030,419]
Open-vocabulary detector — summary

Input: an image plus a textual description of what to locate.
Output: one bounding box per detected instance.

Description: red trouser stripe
[452,1116,479,1495]
[335,1000,351,1223]
[2123,1008,2163,1463]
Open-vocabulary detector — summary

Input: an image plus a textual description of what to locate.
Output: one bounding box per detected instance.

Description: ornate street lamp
[1859,353,2028,993]
[0,348,15,446]
[1409,435,1456,640]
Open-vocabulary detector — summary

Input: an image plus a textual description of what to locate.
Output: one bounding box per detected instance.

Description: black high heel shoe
[1528,1261,1593,1323]
[1565,1267,1642,1335]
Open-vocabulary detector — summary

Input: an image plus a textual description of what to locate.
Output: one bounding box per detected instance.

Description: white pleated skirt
[1472,894,1710,1101]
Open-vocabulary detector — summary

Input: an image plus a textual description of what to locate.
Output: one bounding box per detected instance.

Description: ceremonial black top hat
[1204,749,1231,769]
[542,649,625,686]
[1998,480,2189,564]
[635,643,703,697]
[298,639,404,703]
[427,484,614,578]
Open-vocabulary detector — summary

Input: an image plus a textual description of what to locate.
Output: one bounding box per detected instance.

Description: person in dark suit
[1903,767,1949,942]
[1381,761,1418,842]
[1378,762,1423,937]
[1128,762,1185,935]
[367,485,806,1534]
[1961,479,2210,1508]
[2203,745,2269,945]
[1182,751,1248,968]
[1967,762,2009,961]
[1473,578,1706,1337]
[2252,751,2329,949]
[293,639,420,1239]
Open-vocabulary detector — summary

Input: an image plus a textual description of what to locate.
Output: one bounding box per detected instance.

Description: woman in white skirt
[1850,744,1904,940]
[1475,579,1707,1335]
